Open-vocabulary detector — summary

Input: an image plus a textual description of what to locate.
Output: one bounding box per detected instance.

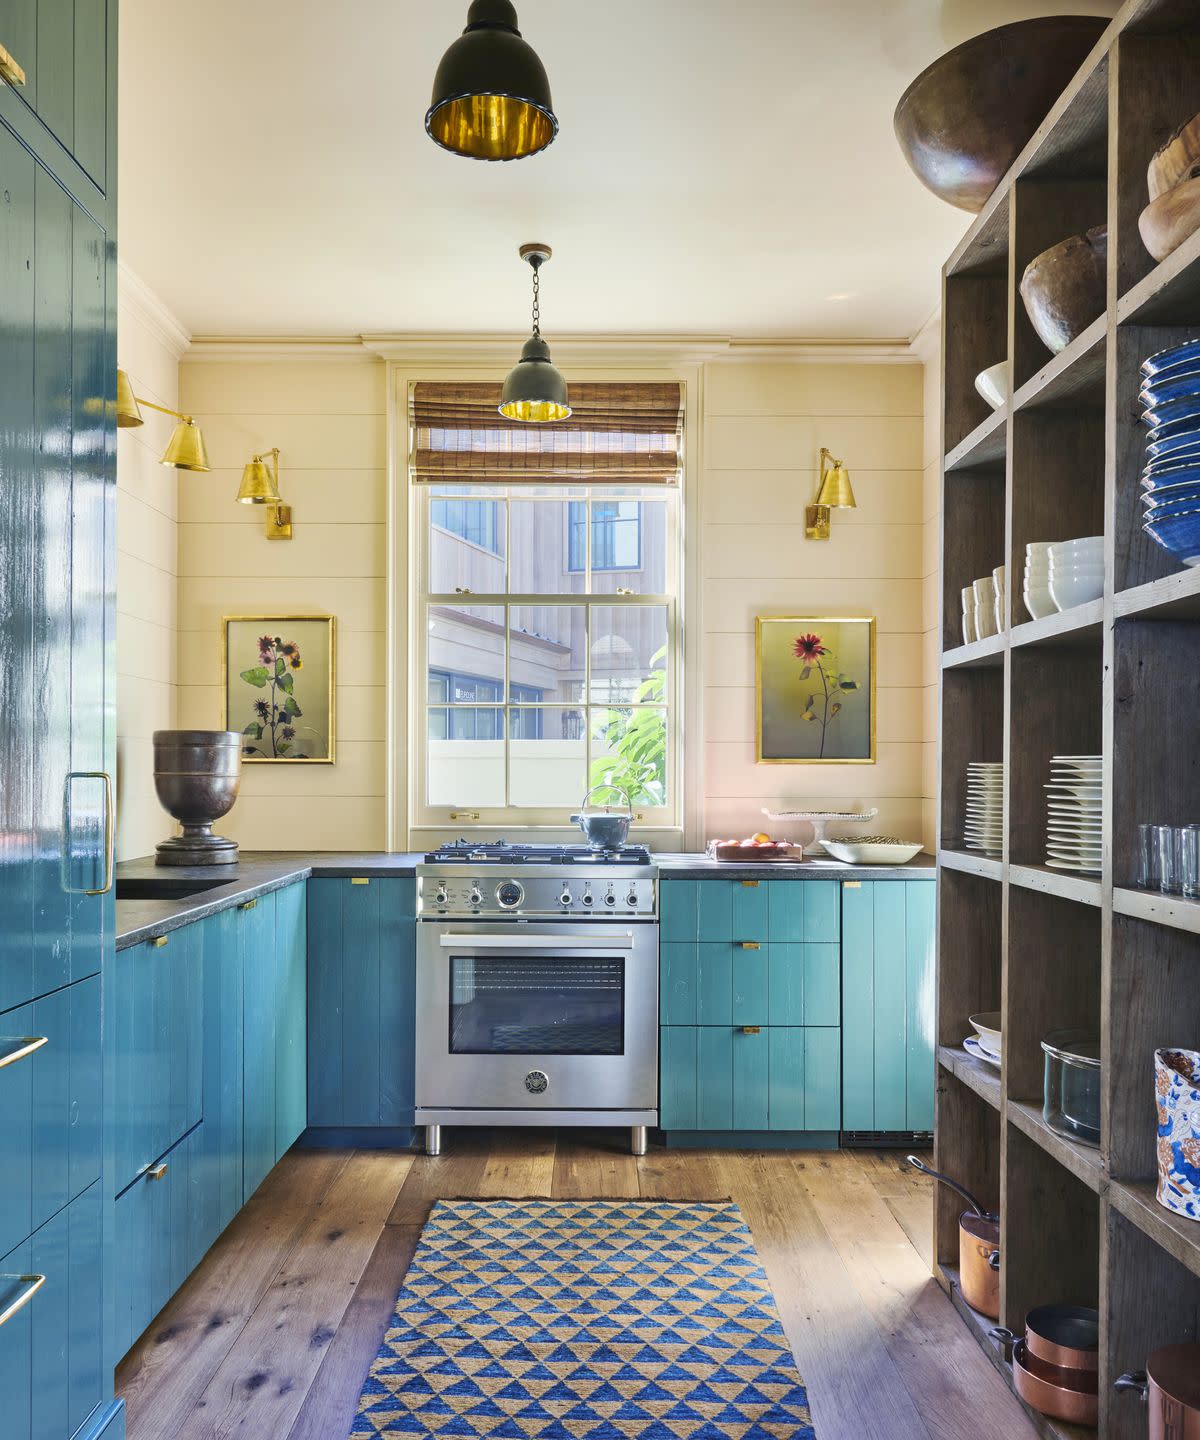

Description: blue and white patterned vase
[1156,1047,1200,1221]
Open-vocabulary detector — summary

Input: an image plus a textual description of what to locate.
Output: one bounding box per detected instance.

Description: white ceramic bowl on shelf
[1049,570,1105,609]
[1050,535,1103,557]
[974,362,1009,410]
[1023,584,1057,620]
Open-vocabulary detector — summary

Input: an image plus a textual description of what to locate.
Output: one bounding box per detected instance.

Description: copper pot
[1012,1339,1098,1427]
[907,1156,1000,1318]
[1116,1345,1200,1440]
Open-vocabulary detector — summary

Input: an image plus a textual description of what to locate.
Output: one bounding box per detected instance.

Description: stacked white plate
[965,761,1004,852]
[1045,755,1102,872]
[964,1011,1002,1070]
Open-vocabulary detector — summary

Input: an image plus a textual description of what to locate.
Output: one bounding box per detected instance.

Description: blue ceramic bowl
[1142,338,1200,378]
[1146,423,1200,458]
[1141,462,1200,490]
[1143,394,1200,430]
[1143,492,1200,520]
[1143,507,1200,565]
[1141,367,1200,409]
[1147,435,1200,465]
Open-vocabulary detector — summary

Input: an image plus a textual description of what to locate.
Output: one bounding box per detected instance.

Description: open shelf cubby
[935,3,1200,1432]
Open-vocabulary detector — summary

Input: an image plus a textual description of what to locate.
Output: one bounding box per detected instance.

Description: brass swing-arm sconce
[237,447,293,541]
[805,447,857,540]
[116,368,211,472]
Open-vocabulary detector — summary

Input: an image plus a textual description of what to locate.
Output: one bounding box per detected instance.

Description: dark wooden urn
[153,730,242,866]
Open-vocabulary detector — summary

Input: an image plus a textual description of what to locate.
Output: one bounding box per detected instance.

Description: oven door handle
[437,932,636,951]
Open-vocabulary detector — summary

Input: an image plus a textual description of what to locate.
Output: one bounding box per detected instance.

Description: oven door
[415,921,659,1112]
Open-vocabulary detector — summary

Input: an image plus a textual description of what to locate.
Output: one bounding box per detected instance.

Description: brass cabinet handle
[0,1036,48,1070]
[63,772,115,896]
[451,811,480,822]
[151,935,168,948]
[146,1163,168,1181]
[0,1274,45,1328]
[0,43,27,87]
[739,941,761,950]
[350,877,370,886]
[238,898,257,911]
[740,879,760,888]
[740,1026,761,1035]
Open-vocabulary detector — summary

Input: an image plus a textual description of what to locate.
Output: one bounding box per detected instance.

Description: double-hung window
[410,380,683,828]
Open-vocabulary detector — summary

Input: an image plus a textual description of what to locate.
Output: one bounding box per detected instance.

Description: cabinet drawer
[113,928,202,1193]
[0,975,101,1259]
[660,878,841,945]
[112,1123,207,1361]
[659,1025,841,1132]
[0,1180,103,1440]
[659,942,839,1027]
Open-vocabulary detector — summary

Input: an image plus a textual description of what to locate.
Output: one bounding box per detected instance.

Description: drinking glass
[1180,826,1200,900]
[1137,823,1159,889]
[1155,825,1182,895]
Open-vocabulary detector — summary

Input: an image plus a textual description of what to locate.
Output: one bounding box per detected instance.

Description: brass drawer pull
[739,941,761,950]
[0,43,27,87]
[151,935,168,948]
[146,1163,168,1181]
[0,1036,48,1070]
[451,811,480,822]
[740,1026,761,1035]
[239,898,258,911]
[0,1274,45,1328]
[350,877,370,886]
[740,879,760,888]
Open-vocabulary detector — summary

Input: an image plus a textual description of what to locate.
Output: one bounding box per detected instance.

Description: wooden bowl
[894,17,1108,213]
[1141,176,1200,262]
[1148,110,1200,201]
[1020,225,1108,354]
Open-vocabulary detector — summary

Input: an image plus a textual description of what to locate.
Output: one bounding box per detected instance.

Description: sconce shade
[116,368,144,428]
[499,333,571,421]
[426,0,557,161]
[237,457,280,504]
[815,459,856,509]
[161,419,210,473]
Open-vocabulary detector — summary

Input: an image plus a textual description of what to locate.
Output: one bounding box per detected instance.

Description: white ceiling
[118,0,1120,342]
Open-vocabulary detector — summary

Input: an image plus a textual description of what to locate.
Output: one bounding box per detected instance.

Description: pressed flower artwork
[223,616,335,763]
[756,616,875,763]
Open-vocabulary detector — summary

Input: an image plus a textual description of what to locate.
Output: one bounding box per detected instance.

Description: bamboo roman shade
[410,381,684,485]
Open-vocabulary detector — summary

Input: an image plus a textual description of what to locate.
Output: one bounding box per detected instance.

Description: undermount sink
[115,876,237,901]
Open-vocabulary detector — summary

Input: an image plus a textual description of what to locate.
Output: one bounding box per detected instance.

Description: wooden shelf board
[1118,225,1200,326]
[938,1044,1002,1112]
[1114,885,1200,934]
[938,848,1003,882]
[1114,565,1200,620]
[943,632,1006,671]
[938,1265,1096,1440]
[1008,863,1102,908]
[1010,601,1104,652]
[1109,1178,1200,1281]
[944,406,1008,473]
[1012,318,1106,413]
[1007,1099,1104,1194]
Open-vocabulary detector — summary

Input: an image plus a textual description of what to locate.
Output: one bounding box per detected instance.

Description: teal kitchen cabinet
[841,880,936,1136]
[240,893,279,1202]
[274,879,308,1158]
[307,877,417,1134]
[659,878,842,1142]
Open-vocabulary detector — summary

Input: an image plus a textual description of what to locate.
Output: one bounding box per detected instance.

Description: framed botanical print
[223,615,336,763]
[756,615,876,763]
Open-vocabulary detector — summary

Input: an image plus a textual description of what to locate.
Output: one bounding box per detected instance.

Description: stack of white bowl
[1023,542,1055,620]
[1048,536,1104,610]
[1045,755,1102,873]
[965,761,1004,853]
[961,567,1006,644]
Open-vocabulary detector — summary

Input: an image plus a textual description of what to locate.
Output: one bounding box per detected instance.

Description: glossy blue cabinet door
[841,881,935,1133]
[275,882,308,1155]
[198,907,244,1238]
[241,895,278,1202]
[307,878,416,1128]
[659,1028,697,1129]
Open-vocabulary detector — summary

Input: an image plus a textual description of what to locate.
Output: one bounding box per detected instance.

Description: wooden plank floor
[117,1131,1037,1440]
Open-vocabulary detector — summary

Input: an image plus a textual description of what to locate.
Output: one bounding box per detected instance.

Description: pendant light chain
[531,264,541,337]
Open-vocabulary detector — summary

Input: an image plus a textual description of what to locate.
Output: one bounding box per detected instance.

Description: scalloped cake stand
[762,808,880,856]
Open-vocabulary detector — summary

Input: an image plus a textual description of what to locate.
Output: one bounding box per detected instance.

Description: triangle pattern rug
[352,1198,815,1439]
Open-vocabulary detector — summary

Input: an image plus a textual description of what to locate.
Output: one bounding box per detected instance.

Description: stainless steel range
[415,842,659,1157]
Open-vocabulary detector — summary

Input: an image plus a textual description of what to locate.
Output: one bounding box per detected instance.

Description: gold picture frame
[755,615,876,764]
[222,615,336,764]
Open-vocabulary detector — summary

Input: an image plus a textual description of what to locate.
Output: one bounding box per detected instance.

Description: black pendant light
[426,0,558,162]
[500,244,570,423]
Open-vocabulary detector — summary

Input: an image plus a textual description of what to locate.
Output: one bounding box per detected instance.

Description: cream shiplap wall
[700,359,927,847]
[115,273,187,860]
[175,358,389,850]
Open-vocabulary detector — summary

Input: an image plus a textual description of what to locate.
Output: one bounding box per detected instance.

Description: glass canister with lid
[1042,1030,1101,1147]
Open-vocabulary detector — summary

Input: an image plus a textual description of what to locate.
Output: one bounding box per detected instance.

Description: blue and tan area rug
[352,1198,815,1439]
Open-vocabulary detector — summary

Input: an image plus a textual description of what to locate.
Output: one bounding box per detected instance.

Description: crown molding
[908,307,941,364]
[117,261,191,361]
[182,331,922,366]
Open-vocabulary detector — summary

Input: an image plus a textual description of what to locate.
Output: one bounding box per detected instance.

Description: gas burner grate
[424,840,651,865]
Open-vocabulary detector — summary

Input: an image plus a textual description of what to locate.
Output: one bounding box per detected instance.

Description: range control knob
[434,885,449,906]
[626,890,639,909]
[468,886,483,907]
[581,890,594,906]
[603,891,617,907]
[559,888,573,906]
[496,880,524,909]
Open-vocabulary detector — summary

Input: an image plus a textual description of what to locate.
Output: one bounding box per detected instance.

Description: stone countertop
[115,849,935,948]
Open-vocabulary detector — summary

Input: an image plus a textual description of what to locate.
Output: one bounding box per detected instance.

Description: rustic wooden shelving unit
[934,2,1200,1435]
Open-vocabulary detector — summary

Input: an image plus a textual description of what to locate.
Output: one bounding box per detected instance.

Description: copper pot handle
[1114,1372,1149,1400]
[991,1327,1018,1362]
[987,1250,1000,1271]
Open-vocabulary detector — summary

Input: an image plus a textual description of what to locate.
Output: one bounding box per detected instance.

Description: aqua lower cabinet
[660,1026,841,1134]
[274,881,307,1157]
[196,906,244,1243]
[0,1180,105,1440]
[0,975,101,1261]
[841,879,935,1136]
[241,894,279,1202]
[307,877,416,1132]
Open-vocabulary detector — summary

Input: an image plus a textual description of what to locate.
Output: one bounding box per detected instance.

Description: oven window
[448,955,625,1055]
